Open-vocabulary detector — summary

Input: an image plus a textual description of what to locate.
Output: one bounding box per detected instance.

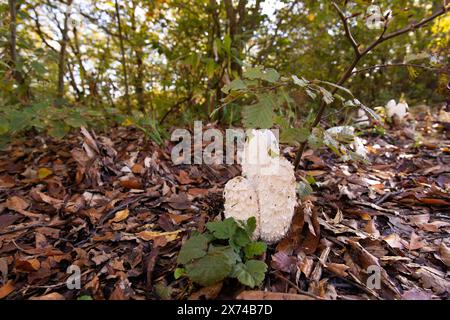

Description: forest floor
[0,109,449,300]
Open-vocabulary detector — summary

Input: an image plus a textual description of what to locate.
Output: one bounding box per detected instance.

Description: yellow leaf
[110,209,129,223]
[307,13,315,21]
[38,168,53,179]
[136,230,182,242]
[122,118,134,126]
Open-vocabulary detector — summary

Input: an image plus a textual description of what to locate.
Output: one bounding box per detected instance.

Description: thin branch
[351,63,443,75]
[332,2,360,57]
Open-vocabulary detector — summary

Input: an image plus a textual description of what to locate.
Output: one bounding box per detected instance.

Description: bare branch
[351,63,445,75]
[332,2,360,57]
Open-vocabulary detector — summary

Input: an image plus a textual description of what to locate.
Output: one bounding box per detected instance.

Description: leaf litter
[0,111,448,300]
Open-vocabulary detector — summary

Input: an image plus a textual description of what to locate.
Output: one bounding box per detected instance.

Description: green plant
[175,217,267,288]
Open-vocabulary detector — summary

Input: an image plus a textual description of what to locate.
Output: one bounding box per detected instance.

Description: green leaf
[261,69,280,83]
[206,218,237,240]
[243,67,263,80]
[65,113,88,128]
[30,61,48,76]
[231,260,267,288]
[176,234,209,264]
[244,242,267,259]
[209,245,239,265]
[0,118,9,135]
[245,217,257,236]
[223,35,231,55]
[174,267,186,279]
[231,228,251,248]
[185,250,233,286]
[9,110,31,133]
[297,180,313,199]
[77,295,93,300]
[48,121,68,139]
[242,94,275,129]
[280,127,310,145]
[222,78,247,94]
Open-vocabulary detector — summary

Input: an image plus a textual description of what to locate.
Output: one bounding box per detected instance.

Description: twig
[271,272,324,300]
[332,2,360,57]
[351,63,443,75]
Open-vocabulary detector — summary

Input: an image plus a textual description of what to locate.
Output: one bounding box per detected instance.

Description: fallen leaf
[15,258,40,272]
[439,243,450,267]
[176,170,194,184]
[271,251,296,273]
[413,267,450,294]
[409,232,424,250]
[236,291,317,300]
[189,282,223,300]
[417,198,450,206]
[0,280,15,299]
[110,208,129,223]
[30,292,65,300]
[324,263,349,277]
[37,168,53,179]
[401,289,434,300]
[136,230,182,242]
[383,233,407,249]
[364,219,380,238]
[6,196,29,211]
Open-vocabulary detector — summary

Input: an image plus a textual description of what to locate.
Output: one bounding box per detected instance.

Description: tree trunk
[114,0,132,114]
[57,0,72,100]
[130,1,146,113]
[8,0,29,101]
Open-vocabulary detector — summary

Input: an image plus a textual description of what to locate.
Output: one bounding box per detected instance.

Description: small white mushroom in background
[324,126,368,161]
[385,98,409,125]
[224,129,297,244]
[354,108,370,127]
[352,136,368,160]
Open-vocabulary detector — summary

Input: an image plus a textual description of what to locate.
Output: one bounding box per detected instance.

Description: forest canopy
[0,0,449,146]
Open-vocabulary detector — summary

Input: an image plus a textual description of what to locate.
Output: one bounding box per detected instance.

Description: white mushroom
[355,108,370,127]
[386,99,409,124]
[223,176,260,239]
[252,158,297,243]
[224,129,297,244]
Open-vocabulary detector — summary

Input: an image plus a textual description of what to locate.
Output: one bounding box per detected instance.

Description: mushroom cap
[241,129,280,178]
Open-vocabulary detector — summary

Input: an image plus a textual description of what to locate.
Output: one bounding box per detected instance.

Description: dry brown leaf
[383,233,407,249]
[413,267,450,295]
[30,292,65,300]
[6,196,29,211]
[364,219,380,238]
[15,258,40,272]
[408,232,424,250]
[409,214,430,225]
[110,208,129,223]
[136,230,182,242]
[439,242,450,267]
[0,280,15,299]
[324,263,349,277]
[189,282,223,300]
